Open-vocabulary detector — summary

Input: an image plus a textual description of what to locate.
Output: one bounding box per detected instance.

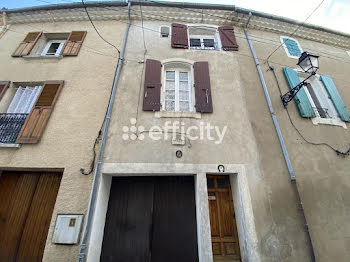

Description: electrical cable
[268,63,350,157]
[266,0,325,62]
[81,0,121,55]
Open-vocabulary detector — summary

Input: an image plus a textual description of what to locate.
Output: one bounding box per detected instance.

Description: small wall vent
[160,26,170,37]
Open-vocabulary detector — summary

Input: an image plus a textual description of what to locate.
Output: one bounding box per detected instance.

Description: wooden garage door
[0,171,62,262]
[100,176,198,262]
[207,175,241,262]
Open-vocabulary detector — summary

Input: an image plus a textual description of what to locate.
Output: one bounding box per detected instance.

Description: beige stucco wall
[242,28,350,262]
[102,19,350,262]
[0,20,125,261]
[1,5,349,262]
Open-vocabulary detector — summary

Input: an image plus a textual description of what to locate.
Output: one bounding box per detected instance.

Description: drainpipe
[244,12,295,181]
[244,12,315,262]
[78,1,131,261]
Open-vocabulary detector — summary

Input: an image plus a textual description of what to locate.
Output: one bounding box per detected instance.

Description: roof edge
[3,0,350,38]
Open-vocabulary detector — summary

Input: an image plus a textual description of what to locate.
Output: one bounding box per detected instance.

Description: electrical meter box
[52,214,84,244]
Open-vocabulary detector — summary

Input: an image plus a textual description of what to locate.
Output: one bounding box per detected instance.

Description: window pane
[166,90,175,100]
[166,71,175,80]
[179,72,188,81]
[179,90,189,100]
[217,178,228,188]
[166,80,175,90]
[165,100,175,111]
[179,101,190,111]
[203,39,215,48]
[47,43,60,55]
[207,178,214,188]
[190,38,201,47]
[179,81,189,90]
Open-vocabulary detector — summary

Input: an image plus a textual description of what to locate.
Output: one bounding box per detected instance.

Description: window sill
[155,111,201,119]
[22,55,63,59]
[0,143,21,148]
[311,117,347,129]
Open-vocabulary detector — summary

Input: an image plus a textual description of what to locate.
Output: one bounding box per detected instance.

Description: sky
[1,0,349,34]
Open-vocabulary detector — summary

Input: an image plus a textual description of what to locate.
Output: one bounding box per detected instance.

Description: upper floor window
[164,63,193,112]
[280,36,302,59]
[143,59,213,114]
[188,26,218,50]
[171,23,239,51]
[0,81,64,144]
[41,39,66,57]
[283,67,349,127]
[12,31,87,58]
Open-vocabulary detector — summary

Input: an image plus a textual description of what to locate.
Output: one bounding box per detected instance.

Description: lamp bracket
[281,72,315,107]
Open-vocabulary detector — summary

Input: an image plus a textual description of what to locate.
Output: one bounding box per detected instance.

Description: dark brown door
[0,171,62,262]
[207,175,241,262]
[100,176,198,262]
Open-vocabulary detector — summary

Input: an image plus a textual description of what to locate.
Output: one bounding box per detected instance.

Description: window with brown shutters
[171,24,188,49]
[0,81,10,101]
[16,81,64,144]
[193,61,213,113]
[61,31,87,56]
[143,59,162,111]
[12,32,42,57]
[218,26,239,51]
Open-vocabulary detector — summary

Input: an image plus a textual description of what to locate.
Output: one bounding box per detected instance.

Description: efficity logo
[122,118,227,144]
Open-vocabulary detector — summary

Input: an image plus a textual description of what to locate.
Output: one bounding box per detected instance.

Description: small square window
[280,36,302,59]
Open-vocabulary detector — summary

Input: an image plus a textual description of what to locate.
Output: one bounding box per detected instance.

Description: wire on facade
[265,0,325,62]
[81,0,121,56]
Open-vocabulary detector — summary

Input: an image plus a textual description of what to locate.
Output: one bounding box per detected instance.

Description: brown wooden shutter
[194,61,213,113]
[0,81,10,101]
[16,81,64,144]
[218,26,239,51]
[171,24,188,49]
[61,31,87,56]
[143,59,162,111]
[12,32,42,57]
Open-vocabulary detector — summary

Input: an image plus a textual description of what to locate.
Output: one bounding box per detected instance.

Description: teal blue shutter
[282,67,316,118]
[320,75,350,122]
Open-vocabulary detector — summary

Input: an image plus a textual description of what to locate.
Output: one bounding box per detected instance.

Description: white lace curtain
[7,86,42,114]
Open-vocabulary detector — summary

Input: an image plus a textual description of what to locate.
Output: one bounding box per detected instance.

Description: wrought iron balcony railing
[0,113,28,144]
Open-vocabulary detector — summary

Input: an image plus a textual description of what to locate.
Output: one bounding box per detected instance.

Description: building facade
[0,1,349,262]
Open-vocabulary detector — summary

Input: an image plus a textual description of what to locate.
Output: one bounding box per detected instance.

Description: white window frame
[296,70,347,128]
[41,39,66,57]
[162,65,194,113]
[280,36,303,59]
[187,25,221,51]
[189,35,217,50]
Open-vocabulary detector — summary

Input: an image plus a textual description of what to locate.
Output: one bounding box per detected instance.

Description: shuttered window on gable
[12,32,42,57]
[16,81,64,144]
